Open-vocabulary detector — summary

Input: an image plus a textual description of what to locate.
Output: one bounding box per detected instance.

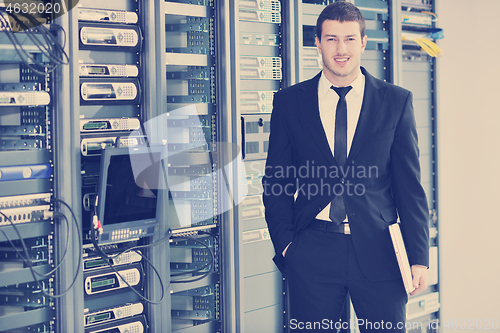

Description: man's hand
[410,265,428,296]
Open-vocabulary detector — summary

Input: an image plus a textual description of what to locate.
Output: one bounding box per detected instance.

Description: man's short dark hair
[316,1,366,40]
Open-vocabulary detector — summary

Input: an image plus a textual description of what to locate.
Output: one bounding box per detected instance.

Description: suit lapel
[297,72,337,166]
[295,69,387,166]
[347,68,387,162]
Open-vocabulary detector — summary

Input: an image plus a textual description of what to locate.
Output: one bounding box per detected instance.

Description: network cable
[89,207,166,305]
[169,233,216,284]
[402,35,443,57]
[98,227,218,286]
[0,9,69,75]
[0,197,82,298]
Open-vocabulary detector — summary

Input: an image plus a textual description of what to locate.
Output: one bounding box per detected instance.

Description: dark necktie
[329,86,352,225]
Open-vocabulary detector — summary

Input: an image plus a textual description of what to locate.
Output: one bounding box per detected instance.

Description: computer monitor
[96,145,165,244]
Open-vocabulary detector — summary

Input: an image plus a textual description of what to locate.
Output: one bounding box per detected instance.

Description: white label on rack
[0,91,50,106]
[240,56,282,68]
[80,82,138,101]
[84,268,141,295]
[80,118,140,132]
[80,27,139,47]
[79,8,138,24]
[84,303,144,326]
[239,0,281,12]
[239,9,281,23]
[90,320,144,333]
[79,64,139,77]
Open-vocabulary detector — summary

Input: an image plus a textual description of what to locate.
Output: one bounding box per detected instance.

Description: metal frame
[390,0,403,85]
[53,5,84,332]
[219,1,240,331]
[282,1,299,87]
[141,0,171,332]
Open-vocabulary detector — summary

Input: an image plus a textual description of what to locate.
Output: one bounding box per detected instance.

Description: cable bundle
[0,8,69,75]
[403,35,443,57]
[0,198,82,299]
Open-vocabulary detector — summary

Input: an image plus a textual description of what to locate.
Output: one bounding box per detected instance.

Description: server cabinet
[0,6,58,332]
[50,0,169,331]
[399,0,440,331]
[48,1,249,332]
[76,1,152,332]
[230,1,291,332]
[163,1,225,333]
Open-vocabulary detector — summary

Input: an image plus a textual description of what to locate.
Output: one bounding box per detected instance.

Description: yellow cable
[402,36,443,57]
[413,39,437,57]
[420,11,438,21]
[417,38,443,57]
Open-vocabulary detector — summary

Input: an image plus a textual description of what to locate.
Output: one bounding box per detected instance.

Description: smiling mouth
[333,56,350,65]
[335,57,349,63]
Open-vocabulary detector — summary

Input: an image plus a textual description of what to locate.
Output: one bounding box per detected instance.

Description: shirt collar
[318,70,365,98]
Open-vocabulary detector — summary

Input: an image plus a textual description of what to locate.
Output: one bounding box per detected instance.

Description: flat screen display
[103,153,158,224]
[97,146,165,242]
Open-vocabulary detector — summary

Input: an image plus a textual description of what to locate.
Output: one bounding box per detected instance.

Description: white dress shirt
[315,71,366,222]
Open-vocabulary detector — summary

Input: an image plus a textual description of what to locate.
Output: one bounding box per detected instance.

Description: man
[262,1,429,331]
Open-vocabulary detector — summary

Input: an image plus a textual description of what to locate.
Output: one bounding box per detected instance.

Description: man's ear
[361,35,368,52]
[315,36,322,54]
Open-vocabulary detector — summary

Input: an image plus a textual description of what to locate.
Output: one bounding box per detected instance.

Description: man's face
[315,19,367,86]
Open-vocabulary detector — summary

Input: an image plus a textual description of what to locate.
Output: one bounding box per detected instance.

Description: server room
[0,0,498,332]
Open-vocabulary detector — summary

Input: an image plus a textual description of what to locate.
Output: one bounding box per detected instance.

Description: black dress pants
[285,225,408,332]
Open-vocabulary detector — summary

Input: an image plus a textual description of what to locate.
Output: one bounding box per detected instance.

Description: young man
[262,1,429,331]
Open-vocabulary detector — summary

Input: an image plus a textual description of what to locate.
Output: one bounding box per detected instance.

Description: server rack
[231,1,291,332]
[0,6,58,332]
[54,0,167,331]
[75,1,150,332]
[399,0,440,331]
[52,1,240,332]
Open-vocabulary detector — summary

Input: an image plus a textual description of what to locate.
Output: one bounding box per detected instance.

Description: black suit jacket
[262,67,429,281]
